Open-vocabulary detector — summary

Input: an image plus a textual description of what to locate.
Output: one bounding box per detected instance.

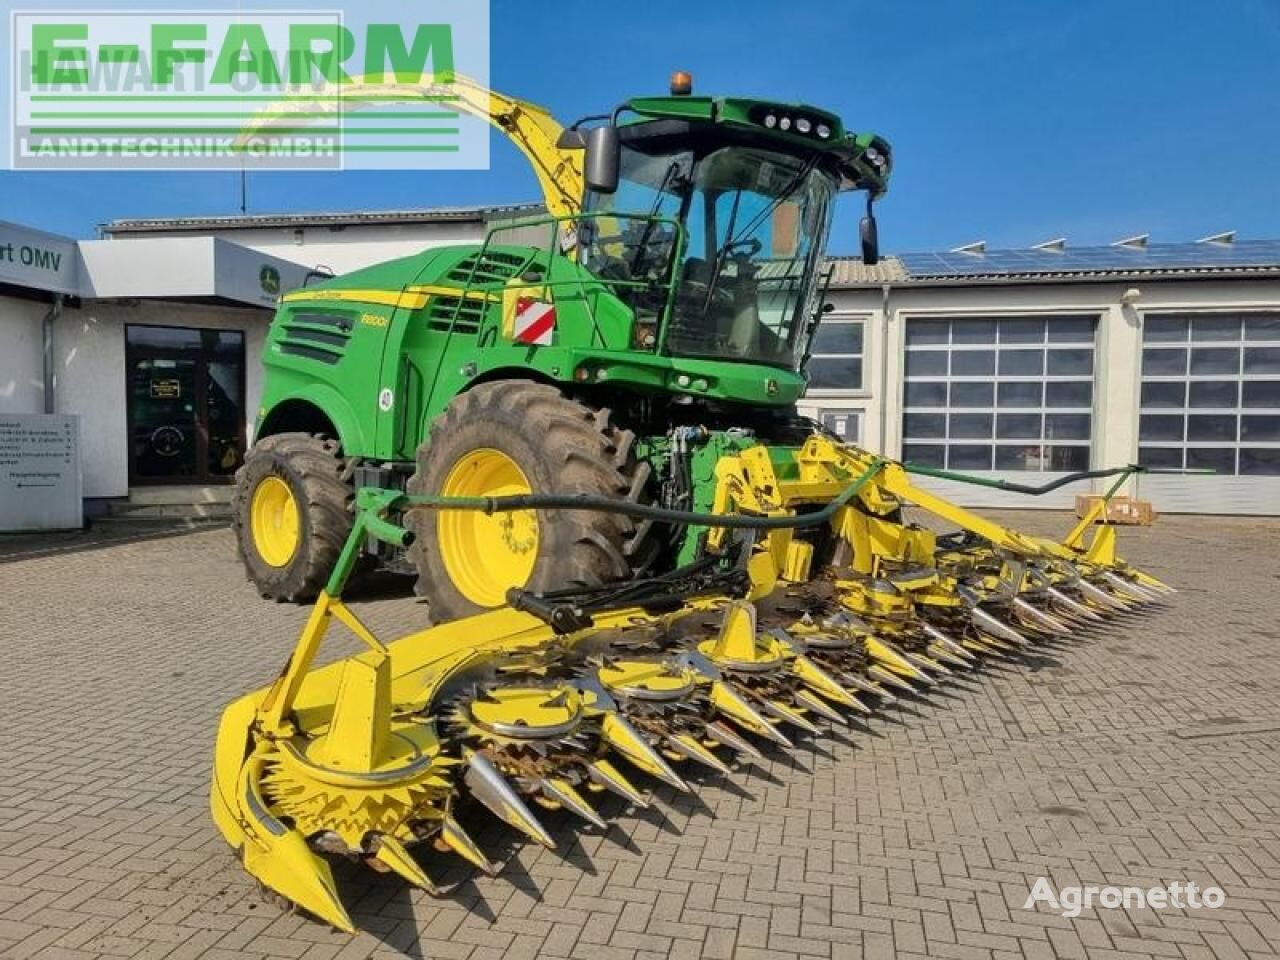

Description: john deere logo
[260,265,281,295]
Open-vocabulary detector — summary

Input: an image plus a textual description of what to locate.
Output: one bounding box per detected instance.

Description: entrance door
[126,325,246,484]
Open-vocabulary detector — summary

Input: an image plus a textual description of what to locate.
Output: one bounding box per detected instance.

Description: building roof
[828,238,1280,288]
[100,199,1280,288]
[102,202,545,236]
[825,256,909,285]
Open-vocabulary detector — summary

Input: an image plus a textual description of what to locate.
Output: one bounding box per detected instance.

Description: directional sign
[0,414,83,531]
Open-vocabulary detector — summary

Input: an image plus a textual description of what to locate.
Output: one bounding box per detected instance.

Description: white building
[0,206,532,521]
[2,206,1277,524]
[0,219,314,513]
[800,236,1280,515]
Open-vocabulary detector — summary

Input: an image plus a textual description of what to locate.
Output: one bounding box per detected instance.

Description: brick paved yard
[2,513,1279,960]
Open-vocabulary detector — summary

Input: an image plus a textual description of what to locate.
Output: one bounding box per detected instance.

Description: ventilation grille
[278,311,354,365]
[426,296,486,335]
[445,250,527,285]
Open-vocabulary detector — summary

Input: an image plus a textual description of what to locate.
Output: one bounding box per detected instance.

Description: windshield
[581,137,837,369]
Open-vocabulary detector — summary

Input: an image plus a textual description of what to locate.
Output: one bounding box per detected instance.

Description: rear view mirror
[860,214,879,266]
[584,125,621,194]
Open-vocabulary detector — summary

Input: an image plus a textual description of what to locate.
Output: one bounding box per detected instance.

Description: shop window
[808,319,865,390]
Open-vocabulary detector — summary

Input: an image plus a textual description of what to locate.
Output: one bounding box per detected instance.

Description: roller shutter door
[1137,313,1280,515]
[901,314,1097,510]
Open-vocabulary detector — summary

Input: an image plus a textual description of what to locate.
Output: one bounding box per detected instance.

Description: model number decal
[361,313,389,328]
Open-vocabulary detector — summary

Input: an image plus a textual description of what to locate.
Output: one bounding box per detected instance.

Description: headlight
[816,123,831,139]
[796,118,812,134]
[779,116,792,131]
[763,114,777,128]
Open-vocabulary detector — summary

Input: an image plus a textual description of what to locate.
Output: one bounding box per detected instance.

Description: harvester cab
[569,85,890,379]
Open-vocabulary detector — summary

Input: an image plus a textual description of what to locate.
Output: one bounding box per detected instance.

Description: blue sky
[3,0,1278,255]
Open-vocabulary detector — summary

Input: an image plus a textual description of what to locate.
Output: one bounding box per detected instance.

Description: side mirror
[584,125,621,194]
[860,214,879,266]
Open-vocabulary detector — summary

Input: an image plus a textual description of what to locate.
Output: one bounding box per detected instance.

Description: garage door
[901,314,1098,509]
[1137,313,1280,514]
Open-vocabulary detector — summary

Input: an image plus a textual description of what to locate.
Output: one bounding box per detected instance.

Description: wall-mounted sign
[259,265,282,296]
[0,220,80,294]
[215,238,308,306]
[0,414,83,531]
[149,378,182,399]
[819,409,863,443]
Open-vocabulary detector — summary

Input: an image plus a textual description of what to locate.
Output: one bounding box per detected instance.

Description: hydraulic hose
[375,456,889,536]
[357,462,1176,552]
[902,464,1142,496]
[901,463,1209,496]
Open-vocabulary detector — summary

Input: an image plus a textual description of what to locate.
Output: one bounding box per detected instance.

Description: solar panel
[898,240,1280,279]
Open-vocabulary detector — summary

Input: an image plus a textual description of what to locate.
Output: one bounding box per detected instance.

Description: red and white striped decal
[513,297,556,346]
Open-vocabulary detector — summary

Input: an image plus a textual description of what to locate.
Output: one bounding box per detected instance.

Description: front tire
[233,432,353,602]
[407,381,653,623]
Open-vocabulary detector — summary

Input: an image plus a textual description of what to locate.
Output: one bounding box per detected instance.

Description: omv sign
[0,221,80,294]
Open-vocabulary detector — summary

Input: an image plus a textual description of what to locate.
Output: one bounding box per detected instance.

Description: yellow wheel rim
[250,475,300,568]
[438,448,539,608]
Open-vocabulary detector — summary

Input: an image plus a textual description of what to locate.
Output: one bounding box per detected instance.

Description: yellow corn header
[211,436,1169,932]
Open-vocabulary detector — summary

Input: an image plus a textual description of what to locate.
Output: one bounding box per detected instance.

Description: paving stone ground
[1,512,1279,960]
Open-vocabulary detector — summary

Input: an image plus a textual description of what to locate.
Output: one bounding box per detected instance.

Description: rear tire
[407,380,653,623]
[233,432,353,602]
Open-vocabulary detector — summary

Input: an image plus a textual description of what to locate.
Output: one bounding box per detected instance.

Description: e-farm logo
[6,4,491,171]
